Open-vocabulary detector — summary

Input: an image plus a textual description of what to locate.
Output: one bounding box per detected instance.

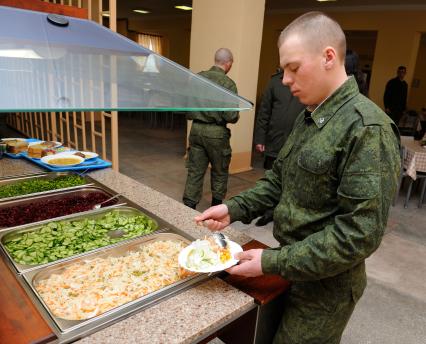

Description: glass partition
[0,6,252,113]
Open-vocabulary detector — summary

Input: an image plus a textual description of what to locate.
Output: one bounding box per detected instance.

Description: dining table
[401,136,426,180]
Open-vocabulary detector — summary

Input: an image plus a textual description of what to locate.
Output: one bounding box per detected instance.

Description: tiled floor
[1,113,425,343]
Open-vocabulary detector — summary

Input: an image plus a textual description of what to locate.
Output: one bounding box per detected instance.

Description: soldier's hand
[255,144,265,153]
[194,204,230,231]
[226,249,263,277]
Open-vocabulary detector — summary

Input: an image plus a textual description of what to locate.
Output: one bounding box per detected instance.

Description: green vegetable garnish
[4,211,158,265]
[0,175,86,199]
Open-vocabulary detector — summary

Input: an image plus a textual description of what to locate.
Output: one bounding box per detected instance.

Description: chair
[417,176,426,208]
[392,146,426,208]
[403,172,426,208]
[398,110,420,137]
[392,146,407,206]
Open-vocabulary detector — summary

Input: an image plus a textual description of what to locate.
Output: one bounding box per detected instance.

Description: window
[137,33,164,55]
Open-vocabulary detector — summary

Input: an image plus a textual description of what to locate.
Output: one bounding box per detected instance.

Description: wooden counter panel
[0,254,56,344]
[0,0,88,19]
[222,240,291,305]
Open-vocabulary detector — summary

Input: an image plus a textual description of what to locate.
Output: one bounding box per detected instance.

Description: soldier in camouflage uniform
[183,48,239,210]
[195,12,400,344]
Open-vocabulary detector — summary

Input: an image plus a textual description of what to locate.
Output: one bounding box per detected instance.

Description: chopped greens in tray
[4,211,158,265]
[0,175,86,199]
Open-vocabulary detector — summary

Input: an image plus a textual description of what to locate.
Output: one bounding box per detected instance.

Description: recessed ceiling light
[175,5,192,11]
[102,11,110,17]
[317,0,337,2]
[133,9,150,14]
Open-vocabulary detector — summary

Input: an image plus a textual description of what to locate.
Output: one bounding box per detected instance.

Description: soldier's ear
[323,47,337,70]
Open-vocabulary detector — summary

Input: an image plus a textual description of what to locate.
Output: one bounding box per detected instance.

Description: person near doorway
[194,12,400,343]
[182,48,239,210]
[383,65,408,125]
[345,49,368,96]
[253,68,304,226]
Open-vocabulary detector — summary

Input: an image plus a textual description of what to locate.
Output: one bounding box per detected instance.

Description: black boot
[211,198,222,206]
[183,199,197,210]
[255,209,274,226]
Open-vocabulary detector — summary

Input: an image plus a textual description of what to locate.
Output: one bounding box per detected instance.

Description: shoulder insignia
[354,100,392,127]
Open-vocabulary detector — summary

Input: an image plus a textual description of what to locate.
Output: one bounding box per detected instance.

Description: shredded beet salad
[0,193,117,228]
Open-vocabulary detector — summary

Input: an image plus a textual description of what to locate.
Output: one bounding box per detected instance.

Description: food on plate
[45,157,83,166]
[35,240,190,320]
[73,152,86,158]
[0,175,86,199]
[28,141,60,158]
[73,151,97,159]
[41,148,57,157]
[4,210,158,265]
[6,140,29,154]
[0,192,118,228]
[186,237,232,270]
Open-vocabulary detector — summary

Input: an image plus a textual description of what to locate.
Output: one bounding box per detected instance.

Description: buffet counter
[0,159,256,344]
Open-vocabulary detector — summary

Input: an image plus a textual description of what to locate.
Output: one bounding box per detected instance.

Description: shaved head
[278,12,346,62]
[214,48,234,65]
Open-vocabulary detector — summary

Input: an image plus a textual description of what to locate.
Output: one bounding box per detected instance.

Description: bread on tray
[6,140,29,154]
[28,141,59,158]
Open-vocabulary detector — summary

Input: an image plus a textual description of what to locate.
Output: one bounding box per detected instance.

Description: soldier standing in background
[182,48,239,210]
[383,65,408,125]
[254,68,304,226]
[195,12,400,343]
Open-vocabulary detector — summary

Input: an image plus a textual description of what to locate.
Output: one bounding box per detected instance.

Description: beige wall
[410,35,426,111]
[258,10,426,110]
[121,16,191,68]
[190,0,265,173]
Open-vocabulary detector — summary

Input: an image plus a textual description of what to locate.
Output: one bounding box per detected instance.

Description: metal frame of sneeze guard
[0,6,253,113]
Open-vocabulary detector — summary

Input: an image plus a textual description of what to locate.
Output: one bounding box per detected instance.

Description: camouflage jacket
[225,76,400,282]
[187,66,239,128]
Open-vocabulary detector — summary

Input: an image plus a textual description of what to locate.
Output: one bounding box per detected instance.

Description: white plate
[1,137,27,142]
[178,239,243,273]
[41,154,84,167]
[28,141,62,148]
[78,151,99,160]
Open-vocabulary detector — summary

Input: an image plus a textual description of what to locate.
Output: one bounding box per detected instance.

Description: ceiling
[115,0,426,19]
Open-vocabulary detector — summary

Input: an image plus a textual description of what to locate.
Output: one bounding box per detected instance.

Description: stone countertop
[0,159,255,344]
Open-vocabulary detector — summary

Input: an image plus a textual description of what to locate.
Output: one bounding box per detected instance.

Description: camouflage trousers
[273,265,366,344]
[183,132,232,207]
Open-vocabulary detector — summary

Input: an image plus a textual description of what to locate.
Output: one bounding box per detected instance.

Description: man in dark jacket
[345,49,368,96]
[383,65,408,125]
[182,48,239,210]
[254,69,304,225]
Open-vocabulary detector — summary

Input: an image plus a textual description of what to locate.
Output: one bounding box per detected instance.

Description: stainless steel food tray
[20,232,206,344]
[0,186,126,231]
[0,171,93,202]
[0,205,163,274]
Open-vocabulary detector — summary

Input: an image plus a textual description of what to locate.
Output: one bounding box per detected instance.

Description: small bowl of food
[41,154,84,167]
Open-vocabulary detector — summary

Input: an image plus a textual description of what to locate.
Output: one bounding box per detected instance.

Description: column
[190,0,266,173]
